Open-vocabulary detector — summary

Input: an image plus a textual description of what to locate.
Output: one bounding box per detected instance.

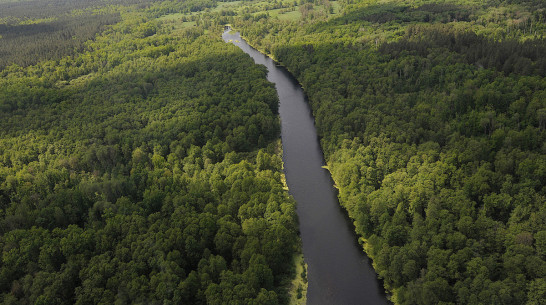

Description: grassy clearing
[179,21,196,28]
[260,7,282,18]
[288,254,308,305]
[331,1,342,14]
[156,13,196,33]
[211,0,242,12]
[163,20,197,33]
[277,10,301,21]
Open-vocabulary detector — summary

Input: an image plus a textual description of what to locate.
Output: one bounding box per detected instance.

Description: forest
[0,0,302,304]
[231,0,546,304]
[1,0,546,304]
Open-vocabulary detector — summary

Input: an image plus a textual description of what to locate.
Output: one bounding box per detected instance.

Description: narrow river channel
[223,29,390,305]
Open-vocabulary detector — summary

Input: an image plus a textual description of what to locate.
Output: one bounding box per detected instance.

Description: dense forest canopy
[1,0,546,304]
[0,0,219,70]
[0,0,303,304]
[229,0,546,304]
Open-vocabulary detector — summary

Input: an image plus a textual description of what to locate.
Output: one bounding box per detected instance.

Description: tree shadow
[379,24,546,77]
[328,2,474,25]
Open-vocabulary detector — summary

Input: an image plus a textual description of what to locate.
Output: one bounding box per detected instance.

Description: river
[223,29,390,305]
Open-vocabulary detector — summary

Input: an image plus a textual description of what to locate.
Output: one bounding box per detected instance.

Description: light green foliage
[0,1,300,304]
[234,0,546,304]
[277,10,302,21]
[2,0,545,304]
[287,254,307,305]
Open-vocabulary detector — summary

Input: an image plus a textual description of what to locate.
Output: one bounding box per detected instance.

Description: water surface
[223,30,390,305]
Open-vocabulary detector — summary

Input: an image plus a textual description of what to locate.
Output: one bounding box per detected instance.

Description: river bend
[223,30,390,305]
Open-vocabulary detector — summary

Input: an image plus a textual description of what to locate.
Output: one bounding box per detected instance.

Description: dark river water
[223,30,390,305]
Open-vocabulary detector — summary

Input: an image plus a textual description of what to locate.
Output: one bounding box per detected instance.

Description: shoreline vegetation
[231,0,546,304]
[0,1,303,304]
[225,28,391,304]
[287,254,308,305]
[223,30,310,304]
[225,25,309,93]
[0,0,545,304]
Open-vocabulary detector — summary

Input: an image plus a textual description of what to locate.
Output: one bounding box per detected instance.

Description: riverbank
[223,29,390,305]
[287,254,308,305]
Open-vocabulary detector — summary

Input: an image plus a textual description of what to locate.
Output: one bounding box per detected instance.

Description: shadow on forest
[0,46,280,232]
[329,2,473,25]
[320,1,546,77]
[0,14,121,70]
[379,25,546,77]
[0,23,58,37]
[267,29,545,153]
[0,0,160,19]
[0,0,97,19]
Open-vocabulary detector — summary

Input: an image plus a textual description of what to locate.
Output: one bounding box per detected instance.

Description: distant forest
[0,0,215,70]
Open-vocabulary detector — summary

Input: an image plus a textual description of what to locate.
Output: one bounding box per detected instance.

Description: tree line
[0,1,300,304]
[233,0,546,303]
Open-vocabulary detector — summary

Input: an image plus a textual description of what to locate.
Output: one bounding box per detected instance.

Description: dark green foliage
[0,14,121,71]
[0,3,298,304]
[0,0,223,70]
[0,0,158,20]
[234,0,546,303]
[380,24,546,76]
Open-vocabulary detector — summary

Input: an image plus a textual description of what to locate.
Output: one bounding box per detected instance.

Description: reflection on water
[223,29,390,305]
